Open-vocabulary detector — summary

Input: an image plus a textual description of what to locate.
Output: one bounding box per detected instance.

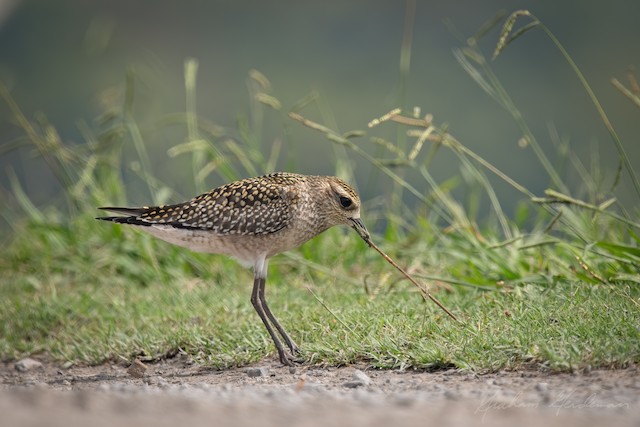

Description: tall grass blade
[185,58,207,194]
[7,169,44,223]
[491,10,640,198]
[493,10,538,59]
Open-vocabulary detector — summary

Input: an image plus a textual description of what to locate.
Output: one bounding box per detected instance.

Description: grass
[1,214,637,370]
[1,9,639,371]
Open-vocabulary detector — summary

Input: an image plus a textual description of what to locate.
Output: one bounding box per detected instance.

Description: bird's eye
[339,196,353,209]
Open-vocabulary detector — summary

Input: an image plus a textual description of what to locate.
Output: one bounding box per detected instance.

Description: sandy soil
[1,356,638,427]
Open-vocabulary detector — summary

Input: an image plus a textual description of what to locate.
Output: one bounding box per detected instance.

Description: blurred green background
[1,0,638,225]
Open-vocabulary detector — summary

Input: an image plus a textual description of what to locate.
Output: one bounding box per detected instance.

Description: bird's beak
[350,218,372,247]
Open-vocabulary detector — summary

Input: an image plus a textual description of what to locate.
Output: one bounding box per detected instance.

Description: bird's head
[322,176,371,245]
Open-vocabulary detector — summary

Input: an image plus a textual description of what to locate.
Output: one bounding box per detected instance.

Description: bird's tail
[96,206,149,225]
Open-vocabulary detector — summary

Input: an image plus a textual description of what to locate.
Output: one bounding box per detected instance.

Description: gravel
[1,359,638,427]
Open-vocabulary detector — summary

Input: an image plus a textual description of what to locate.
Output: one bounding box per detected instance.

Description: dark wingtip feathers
[96,207,151,226]
[95,215,152,226]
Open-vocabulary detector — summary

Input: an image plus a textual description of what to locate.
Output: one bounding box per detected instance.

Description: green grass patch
[0,213,637,371]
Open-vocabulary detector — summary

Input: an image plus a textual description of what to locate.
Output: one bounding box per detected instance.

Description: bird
[97,172,371,366]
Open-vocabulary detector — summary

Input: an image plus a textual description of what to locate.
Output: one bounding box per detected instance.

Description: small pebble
[342,369,372,388]
[352,369,371,386]
[15,358,43,372]
[127,359,147,379]
[245,367,269,378]
[342,381,363,389]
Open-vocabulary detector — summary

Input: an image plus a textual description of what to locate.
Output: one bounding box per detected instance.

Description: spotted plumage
[105,173,303,235]
[97,172,370,366]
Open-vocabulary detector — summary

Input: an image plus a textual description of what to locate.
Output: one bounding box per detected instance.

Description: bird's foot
[287,341,300,356]
[277,349,305,367]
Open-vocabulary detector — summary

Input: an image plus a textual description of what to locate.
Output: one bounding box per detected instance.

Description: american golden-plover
[97,172,370,366]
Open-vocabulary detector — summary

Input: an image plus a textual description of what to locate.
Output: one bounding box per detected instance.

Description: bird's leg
[250,275,294,366]
[257,276,300,356]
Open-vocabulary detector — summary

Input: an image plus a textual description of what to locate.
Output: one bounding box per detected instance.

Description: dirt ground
[1,356,638,427]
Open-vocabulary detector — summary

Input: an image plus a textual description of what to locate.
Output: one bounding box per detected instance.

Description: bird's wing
[97,174,302,235]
